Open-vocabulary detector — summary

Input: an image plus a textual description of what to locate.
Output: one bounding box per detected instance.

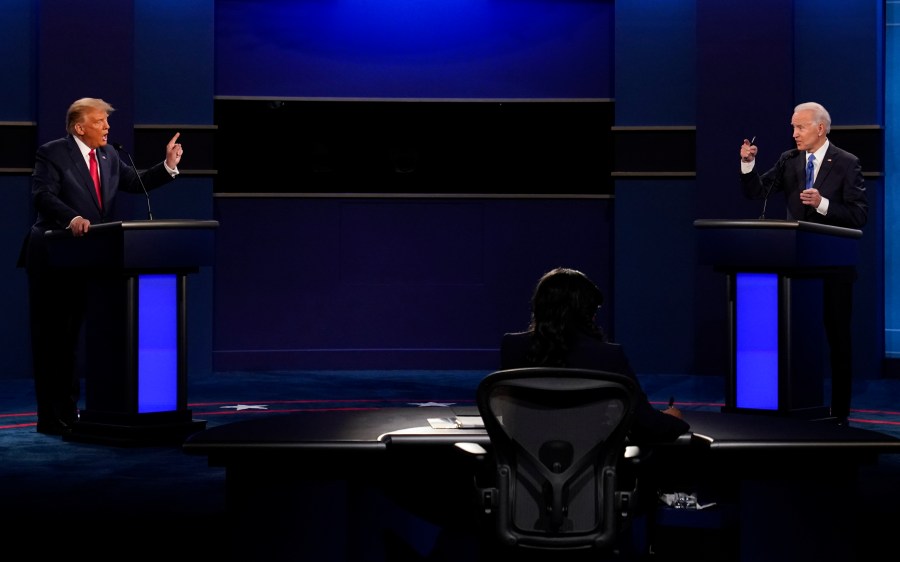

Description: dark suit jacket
[500,331,690,443]
[741,141,867,229]
[19,135,175,271]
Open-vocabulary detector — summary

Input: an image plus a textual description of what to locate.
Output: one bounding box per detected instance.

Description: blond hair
[66,98,115,134]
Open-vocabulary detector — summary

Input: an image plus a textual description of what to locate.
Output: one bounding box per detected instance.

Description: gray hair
[794,102,831,134]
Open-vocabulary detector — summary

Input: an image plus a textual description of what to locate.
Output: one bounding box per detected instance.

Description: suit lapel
[68,137,102,210]
[794,153,806,187]
[813,145,838,191]
[69,137,97,204]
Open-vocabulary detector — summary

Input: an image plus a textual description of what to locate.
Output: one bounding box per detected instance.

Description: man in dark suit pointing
[739,101,868,424]
[18,97,184,435]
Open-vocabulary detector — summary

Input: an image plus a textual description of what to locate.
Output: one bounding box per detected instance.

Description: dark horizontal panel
[1,124,217,176]
[134,125,217,174]
[0,122,37,170]
[613,127,696,175]
[611,171,696,179]
[828,126,883,174]
[612,125,883,178]
[213,99,614,195]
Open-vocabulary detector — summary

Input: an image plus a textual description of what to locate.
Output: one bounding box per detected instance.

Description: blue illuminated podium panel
[44,220,217,444]
[695,219,861,418]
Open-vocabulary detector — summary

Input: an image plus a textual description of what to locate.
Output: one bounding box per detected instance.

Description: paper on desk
[427,416,485,429]
[455,415,484,428]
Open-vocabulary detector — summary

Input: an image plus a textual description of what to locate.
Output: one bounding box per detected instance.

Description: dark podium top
[44,219,218,270]
[693,219,861,270]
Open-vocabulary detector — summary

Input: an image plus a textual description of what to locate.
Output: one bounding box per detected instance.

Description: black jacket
[500,331,690,443]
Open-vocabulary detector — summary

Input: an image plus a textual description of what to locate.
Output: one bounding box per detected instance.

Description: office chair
[475,367,643,560]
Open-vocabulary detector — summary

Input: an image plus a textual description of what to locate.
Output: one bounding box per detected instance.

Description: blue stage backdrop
[215,0,614,99]
[211,195,615,371]
[209,0,618,371]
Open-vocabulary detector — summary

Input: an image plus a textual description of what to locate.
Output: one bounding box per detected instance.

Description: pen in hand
[668,396,675,408]
[742,136,757,164]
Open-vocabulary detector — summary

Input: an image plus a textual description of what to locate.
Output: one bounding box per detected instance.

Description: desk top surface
[183,406,900,460]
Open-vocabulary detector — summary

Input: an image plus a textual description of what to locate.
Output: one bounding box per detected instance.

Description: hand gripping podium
[694,219,861,417]
[44,219,218,444]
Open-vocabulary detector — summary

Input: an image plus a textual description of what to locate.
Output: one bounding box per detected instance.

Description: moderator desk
[183,407,900,562]
[183,406,900,468]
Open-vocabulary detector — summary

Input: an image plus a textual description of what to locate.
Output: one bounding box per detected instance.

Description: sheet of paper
[426,416,485,429]
[427,417,458,429]
[455,415,484,428]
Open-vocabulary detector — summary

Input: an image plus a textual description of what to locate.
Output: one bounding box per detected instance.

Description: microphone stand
[757,148,797,220]
[759,186,772,219]
[112,143,154,220]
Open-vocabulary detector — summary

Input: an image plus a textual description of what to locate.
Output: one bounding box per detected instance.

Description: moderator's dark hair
[525,267,605,366]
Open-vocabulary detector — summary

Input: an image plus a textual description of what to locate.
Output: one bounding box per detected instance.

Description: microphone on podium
[112,142,154,220]
[759,148,799,220]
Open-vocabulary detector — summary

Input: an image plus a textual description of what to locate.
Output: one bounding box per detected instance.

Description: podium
[694,219,861,417]
[44,219,218,444]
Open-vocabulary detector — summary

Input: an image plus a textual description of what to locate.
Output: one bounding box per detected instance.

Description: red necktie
[89,149,102,207]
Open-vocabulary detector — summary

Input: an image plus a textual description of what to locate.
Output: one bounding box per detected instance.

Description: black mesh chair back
[476,367,638,556]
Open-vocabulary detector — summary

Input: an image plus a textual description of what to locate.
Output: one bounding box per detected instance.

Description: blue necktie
[805,154,815,190]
